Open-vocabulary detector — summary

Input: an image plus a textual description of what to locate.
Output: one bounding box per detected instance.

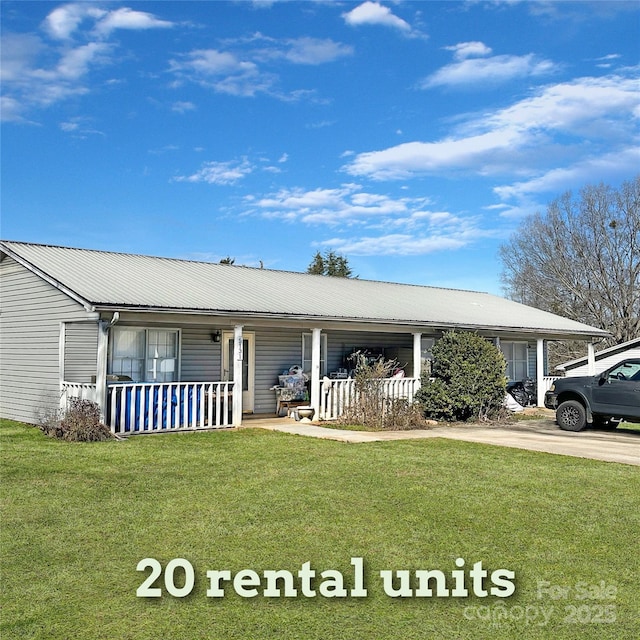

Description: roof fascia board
[0,243,95,312]
[96,305,610,340]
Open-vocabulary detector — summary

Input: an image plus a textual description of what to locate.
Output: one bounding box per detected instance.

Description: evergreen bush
[416,331,507,422]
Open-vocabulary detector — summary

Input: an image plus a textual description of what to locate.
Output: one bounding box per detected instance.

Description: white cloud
[0,96,24,122]
[0,33,44,83]
[171,49,256,77]
[282,37,353,65]
[43,4,106,40]
[250,184,433,225]
[345,129,522,180]
[58,116,104,137]
[169,49,268,97]
[420,53,557,89]
[0,34,112,119]
[480,74,639,134]
[93,7,174,37]
[243,183,493,257]
[53,42,112,80]
[175,158,255,185]
[445,41,493,60]
[171,101,196,113]
[43,4,173,40]
[346,73,640,180]
[594,53,621,62]
[169,35,352,100]
[321,234,468,256]
[3,4,174,120]
[494,145,640,207]
[60,121,79,132]
[343,2,411,32]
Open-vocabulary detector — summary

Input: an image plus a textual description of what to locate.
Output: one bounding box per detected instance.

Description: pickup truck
[544,358,640,431]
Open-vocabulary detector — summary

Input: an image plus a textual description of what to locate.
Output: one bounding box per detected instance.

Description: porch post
[536,338,545,407]
[232,324,244,426]
[412,332,422,379]
[310,328,322,419]
[59,322,67,412]
[96,320,109,421]
[587,342,596,375]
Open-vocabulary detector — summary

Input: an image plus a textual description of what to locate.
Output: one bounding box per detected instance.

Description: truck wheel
[556,400,587,431]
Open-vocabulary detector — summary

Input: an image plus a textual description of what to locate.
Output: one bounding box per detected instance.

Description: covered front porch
[58,314,575,435]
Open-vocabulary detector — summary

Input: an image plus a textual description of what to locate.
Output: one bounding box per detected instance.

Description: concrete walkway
[244,417,640,466]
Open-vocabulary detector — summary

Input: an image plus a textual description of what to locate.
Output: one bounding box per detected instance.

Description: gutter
[90,303,612,341]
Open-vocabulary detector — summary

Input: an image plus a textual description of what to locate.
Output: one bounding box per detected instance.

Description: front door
[222,331,255,413]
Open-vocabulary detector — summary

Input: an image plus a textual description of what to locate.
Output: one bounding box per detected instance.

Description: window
[421,337,435,375]
[302,333,327,377]
[109,328,179,382]
[608,361,640,382]
[226,338,250,391]
[500,341,528,381]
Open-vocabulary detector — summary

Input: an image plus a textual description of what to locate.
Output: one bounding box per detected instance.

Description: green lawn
[1,419,638,640]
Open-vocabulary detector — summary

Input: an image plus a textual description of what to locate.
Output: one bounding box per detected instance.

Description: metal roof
[0,240,610,339]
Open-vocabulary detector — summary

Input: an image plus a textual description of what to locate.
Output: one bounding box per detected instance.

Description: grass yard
[1,419,638,640]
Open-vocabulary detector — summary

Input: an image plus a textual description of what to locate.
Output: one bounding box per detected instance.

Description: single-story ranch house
[0,240,610,434]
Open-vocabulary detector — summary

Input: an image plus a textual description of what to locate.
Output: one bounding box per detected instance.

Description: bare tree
[499,176,640,363]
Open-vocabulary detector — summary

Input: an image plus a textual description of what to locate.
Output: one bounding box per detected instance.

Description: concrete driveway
[249,417,640,466]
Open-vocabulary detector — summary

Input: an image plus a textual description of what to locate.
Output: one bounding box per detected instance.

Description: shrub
[382,398,428,431]
[416,331,507,422]
[39,398,115,442]
[338,351,427,430]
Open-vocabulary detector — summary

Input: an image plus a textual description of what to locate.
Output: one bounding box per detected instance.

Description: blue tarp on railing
[107,384,202,432]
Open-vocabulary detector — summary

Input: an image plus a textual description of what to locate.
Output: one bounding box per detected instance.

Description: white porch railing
[319,377,421,421]
[320,379,355,421]
[106,381,234,434]
[542,376,561,393]
[60,382,98,409]
[61,381,234,434]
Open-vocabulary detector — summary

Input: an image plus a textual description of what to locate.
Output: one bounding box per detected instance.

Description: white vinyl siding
[564,346,640,377]
[180,328,221,382]
[0,257,93,423]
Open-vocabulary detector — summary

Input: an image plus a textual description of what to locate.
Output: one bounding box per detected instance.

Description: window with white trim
[109,327,179,382]
[500,341,528,381]
[302,333,327,377]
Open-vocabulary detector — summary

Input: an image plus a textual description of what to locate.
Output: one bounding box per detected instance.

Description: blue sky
[2,1,638,294]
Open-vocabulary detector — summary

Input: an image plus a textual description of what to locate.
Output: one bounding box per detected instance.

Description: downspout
[59,322,67,412]
[96,312,119,423]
